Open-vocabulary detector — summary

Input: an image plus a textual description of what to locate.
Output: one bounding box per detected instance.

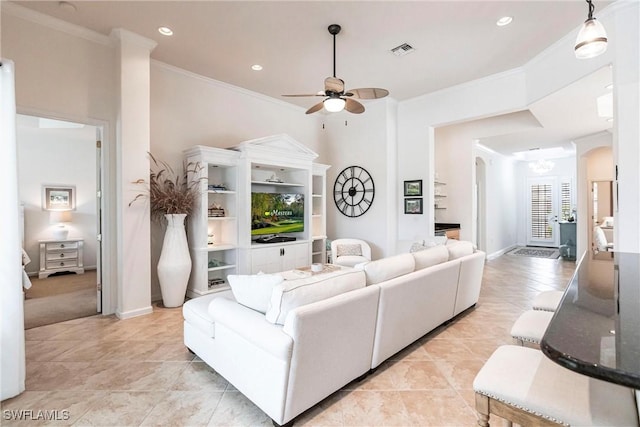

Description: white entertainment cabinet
[184,135,329,298]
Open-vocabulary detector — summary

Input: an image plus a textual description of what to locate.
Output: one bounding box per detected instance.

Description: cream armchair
[331,238,372,267]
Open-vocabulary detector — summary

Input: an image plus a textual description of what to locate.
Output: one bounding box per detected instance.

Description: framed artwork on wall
[404,198,423,214]
[403,180,422,196]
[42,185,76,211]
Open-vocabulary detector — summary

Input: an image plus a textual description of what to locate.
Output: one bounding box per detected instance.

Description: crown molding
[1,1,112,47]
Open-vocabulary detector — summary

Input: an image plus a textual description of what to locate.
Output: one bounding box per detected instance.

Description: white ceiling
[10,0,614,154]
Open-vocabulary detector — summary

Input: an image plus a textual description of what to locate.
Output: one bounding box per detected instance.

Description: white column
[0,59,26,400]
[612,5,640,253]
[110,29,157,318]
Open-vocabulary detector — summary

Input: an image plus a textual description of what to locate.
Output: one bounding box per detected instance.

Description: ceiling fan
[282,24,389,115]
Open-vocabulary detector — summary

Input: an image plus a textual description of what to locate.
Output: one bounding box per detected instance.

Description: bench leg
[475,393,490,427]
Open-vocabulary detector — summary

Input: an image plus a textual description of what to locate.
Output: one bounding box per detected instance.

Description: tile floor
[2,254,576,426]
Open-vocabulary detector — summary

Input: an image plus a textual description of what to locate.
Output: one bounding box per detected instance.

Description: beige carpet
[24,270,99,329]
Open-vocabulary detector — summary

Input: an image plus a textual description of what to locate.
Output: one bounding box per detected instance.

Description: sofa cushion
[447,240,475,260]
[182,290,234,337]
[360,253,415,285]
[412,245,449,270]
[336,243,363,257]
[228,274,284,313]
[265,268,366,325]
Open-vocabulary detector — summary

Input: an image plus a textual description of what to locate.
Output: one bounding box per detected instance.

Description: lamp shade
[49,210,72,224]
[575,18,607,59]
[324,97,346,113]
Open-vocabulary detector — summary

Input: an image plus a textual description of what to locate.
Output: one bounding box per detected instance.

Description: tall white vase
[157,214,191,308]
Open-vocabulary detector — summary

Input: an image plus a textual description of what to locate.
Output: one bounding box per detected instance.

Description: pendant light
[575,0,607,59]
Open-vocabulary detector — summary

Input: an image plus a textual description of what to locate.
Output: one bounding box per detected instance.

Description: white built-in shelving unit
[184,135,328,296]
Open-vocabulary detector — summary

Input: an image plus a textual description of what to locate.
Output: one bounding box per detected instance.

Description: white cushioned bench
[473,345,639,426]
[510,310,553,346]
[532,290,563,312]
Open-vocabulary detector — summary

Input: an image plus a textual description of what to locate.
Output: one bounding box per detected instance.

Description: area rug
[507,247,560,259]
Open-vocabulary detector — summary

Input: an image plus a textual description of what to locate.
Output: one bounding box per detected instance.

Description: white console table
[38,238,84,279]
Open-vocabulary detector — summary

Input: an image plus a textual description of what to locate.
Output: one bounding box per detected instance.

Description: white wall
[474,146,518,257]
[149,62,323,299]
[398,69,528,252]
[398,1,638,255]
[322,100,393,259]
[17,116,98,273]
[2,5,119,314]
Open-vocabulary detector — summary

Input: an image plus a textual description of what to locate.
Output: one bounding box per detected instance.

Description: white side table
[38,238,84,279]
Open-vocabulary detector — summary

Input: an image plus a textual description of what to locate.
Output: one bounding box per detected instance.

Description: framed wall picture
[404,197,423,214]
[403,179,422,197]
[42,185,76,211]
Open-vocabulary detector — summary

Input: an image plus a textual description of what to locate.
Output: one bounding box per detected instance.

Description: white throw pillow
[361,253,415,285]
[412,245,449,270]
[447,240,475,260]
[336,243,363,257]
[265,269,366,325]
[227,274,284,314]
[410,236,447,253]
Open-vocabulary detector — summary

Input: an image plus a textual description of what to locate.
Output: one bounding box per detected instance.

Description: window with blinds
[560,182,572,221]
[531,184,552,239]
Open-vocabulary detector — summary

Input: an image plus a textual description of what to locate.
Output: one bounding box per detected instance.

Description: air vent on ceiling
[390,43,415,56]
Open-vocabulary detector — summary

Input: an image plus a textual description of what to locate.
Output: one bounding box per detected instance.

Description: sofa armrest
[280,286,380,421]
[454,250,486,316]
[208,298,293,361]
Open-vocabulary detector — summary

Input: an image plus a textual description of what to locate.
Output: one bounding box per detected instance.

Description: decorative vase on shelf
[157,213,191,308]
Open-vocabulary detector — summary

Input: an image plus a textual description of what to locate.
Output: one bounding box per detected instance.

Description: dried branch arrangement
[130,153,204,222]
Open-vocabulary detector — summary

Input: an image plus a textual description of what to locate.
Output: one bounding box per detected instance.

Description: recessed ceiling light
[605,83,613,90]
[158,27,173,36]
[496,16,513,27]
[251,64,263,71]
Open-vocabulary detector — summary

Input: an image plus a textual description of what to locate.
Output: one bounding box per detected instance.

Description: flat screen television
[251,192,304,236]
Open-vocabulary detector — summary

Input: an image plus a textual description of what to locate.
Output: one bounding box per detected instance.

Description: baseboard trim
[116,305,153,319]
[487,244,517,261]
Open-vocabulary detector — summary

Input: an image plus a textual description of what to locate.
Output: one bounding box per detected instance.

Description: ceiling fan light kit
[282,24,389,115]
[324,97,346,112]
[575,0,607,59]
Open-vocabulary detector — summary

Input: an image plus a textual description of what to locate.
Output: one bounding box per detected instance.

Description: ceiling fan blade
[325,77,344,94]
[305,101,325,115]
[282,93,326,97]
[345,88,389,99]
[345,98,365,114]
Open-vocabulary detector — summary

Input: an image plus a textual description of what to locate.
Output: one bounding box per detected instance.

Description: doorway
[526,177,559,247]
[526,175,574,248]
[17,114,102,328]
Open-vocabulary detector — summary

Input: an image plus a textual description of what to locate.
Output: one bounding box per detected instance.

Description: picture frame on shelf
[404,197,423,214]
[42,185,76,211]
[403,180,422,197]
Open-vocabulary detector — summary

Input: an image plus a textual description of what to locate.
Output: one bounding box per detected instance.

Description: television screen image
[251,192,304,236]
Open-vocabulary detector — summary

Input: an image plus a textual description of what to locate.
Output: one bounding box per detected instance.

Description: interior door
[527,177,559,247]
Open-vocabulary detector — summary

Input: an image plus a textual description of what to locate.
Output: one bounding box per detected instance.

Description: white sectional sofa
[183,240,485,426]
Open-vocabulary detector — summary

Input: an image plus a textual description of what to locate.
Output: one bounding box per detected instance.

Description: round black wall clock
[333,166,375,217]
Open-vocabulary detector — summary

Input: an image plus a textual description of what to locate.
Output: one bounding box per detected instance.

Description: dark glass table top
[541,252,640,389]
